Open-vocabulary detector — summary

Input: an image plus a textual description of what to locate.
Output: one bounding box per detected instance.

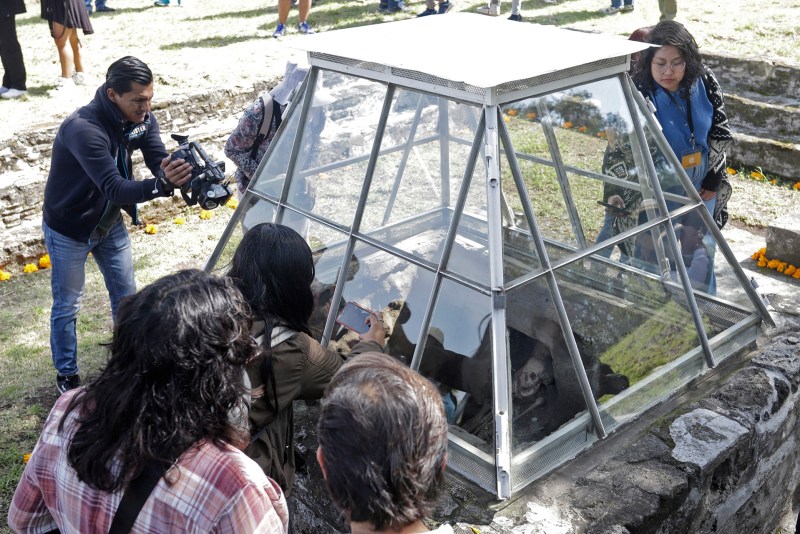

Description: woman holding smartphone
[227,223,385,495]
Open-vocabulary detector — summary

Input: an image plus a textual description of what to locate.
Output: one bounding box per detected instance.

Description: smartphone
[597,200,631,216]
[336,301,374,334]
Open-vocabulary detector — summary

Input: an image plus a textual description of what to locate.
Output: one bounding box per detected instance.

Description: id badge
[681,149,702,169]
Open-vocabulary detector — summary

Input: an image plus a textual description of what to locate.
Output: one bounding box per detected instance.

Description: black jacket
[0,0,26,16]
[42,84,171,242]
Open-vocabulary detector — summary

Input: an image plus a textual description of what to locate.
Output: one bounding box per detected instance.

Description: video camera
[170,134,233,210]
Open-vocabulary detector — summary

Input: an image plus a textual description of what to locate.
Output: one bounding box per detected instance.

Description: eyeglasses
[652,60,686,74]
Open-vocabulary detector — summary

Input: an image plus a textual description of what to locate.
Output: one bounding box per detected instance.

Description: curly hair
[317,353,448,531]
[227,223,315,413]
[60,269,256,492]
[633,21,704,96]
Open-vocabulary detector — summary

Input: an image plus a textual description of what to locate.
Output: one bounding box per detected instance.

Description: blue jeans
[596,213,630,264]
[610,0,632,6]
[43,219,136,376]
[84,0,107,10]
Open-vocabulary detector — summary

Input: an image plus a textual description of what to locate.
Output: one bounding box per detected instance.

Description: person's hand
[698,188,717,201]
[359,313,386,347]
[606,195,626,216]
[160,156,193,188]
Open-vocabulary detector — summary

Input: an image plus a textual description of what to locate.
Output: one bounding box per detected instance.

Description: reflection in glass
[418,278,493,453]
[285,70,388,228]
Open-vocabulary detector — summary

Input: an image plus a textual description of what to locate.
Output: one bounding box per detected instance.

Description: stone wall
[286,317,800,533]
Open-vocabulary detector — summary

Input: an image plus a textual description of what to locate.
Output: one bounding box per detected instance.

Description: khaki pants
[658,0,677,20]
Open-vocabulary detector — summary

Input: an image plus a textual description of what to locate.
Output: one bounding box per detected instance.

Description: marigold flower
[751,251,760,261]
[794,270,800,279]
[526,112,537,120]
[767,259,780,269]
[757,260,767,268]
[750,171,765,181]
[39,254,51,269]
[770,179,778,185]
[597,131,607,138]
[794,182,800,191]
[726,167,737,175]
[578,126,588,133]
[0,270,10,281]
[199,210,214,220]
[758,247,766,255]
[23,263,38,273]
[506,109,518,117]
[562,121,573,129]
[173,217,186,225]
[23,453,31,464]
[226,198,239,209]
[777,262,787,273]
[503,115,511,123]
[786,266,797,276]
[144,224,158,235]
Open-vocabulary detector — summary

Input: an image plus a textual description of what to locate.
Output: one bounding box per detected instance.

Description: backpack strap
[108,459,176,534]
[249,95,277,160]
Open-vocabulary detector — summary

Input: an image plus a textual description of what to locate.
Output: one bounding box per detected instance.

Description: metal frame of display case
[207,15,773,500]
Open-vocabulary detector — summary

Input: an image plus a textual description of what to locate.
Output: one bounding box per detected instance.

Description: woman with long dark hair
[9,270,289,533]
[228,223,385,494]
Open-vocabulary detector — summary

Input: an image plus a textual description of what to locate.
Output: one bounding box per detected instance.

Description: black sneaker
[508,12,522,21]
[417,7,436,15]
[56,374,81,394]
[96,5,116,11]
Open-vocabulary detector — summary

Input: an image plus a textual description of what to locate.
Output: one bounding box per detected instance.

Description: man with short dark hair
[316,353,453,534]
[42,55,191,394]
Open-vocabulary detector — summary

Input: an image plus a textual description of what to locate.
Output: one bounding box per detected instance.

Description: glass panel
[551,227,722,401]
[500,104,551,160]
[506,279,589,454]
[446,157,489,286]
[511,158,576,248]
[249,100,302,200]
[361,93,480,264]
[328,241,437,363]
[418,278,494,455]
[285,70,388,229]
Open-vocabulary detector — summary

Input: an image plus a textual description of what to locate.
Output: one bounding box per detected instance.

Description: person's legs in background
[658,0,676,21]
[296,0,315,32]
[0,13,27,99]
[273,0,291,37]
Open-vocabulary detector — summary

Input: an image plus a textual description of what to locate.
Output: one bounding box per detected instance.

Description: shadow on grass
[187,7,273,21]
[161,34,262,50]
[17,6,152,26]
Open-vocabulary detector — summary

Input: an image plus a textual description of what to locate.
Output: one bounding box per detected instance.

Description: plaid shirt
[8,390,289,534]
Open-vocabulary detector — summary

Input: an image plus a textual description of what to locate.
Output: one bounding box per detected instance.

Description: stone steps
[704,53,800,180]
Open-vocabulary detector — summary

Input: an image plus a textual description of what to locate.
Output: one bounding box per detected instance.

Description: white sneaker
[1,88,27,99]
[0,86,9,95]
[72,72,91,86]
[476,3,500,15]
[49,77,77,98]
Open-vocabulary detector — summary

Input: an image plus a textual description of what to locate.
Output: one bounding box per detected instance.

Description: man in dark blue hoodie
[42,56,192,394]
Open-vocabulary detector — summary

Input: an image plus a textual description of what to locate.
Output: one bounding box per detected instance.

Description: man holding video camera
[42,56,192,395]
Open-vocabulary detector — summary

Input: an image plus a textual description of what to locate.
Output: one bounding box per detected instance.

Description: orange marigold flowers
[767,259,780,269]
[578,126,588,133]
[596,131,607,138]
[503,115,511,123]
[199,210,214,220]
[0,270,10,281]
[770,179,778,185]
[750,171,765,180]
[506,109,518,117]
[777,262,787,273]
[726,167,737,175]
[39,254,51,269]
[226,198,239,209]
[23,453,31,464]
[786,266,797,276]
[23,263,38,273]
[173,217,186,225]
[526,112,537,120]
[144,224,158,234]
[751,251,761,261]
[757,259,767,268]
[794,270,800,279]
[794,182,800,191]
[562,121,573,129]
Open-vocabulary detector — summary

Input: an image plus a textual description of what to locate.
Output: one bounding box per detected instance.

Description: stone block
[669,409,748,471]
[767,213,800,267]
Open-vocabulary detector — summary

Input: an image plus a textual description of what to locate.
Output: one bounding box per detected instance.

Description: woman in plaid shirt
[8,270,289,534]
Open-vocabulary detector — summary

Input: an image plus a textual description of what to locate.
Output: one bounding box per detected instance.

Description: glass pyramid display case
[207,14,773,499]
